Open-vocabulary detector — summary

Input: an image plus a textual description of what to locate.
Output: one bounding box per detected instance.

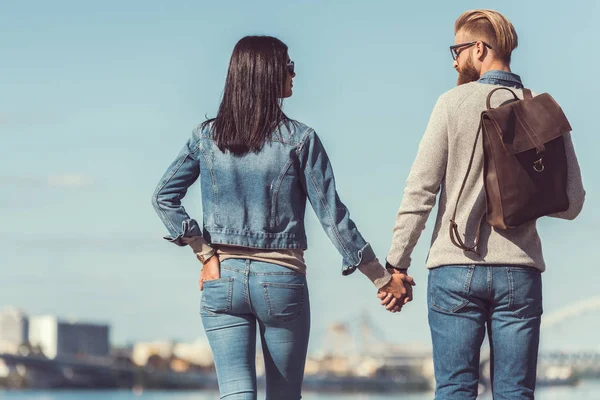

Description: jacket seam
[307,168,353,262]
[270,159,294,228]
[153,150,193,234]
[187,138,201,158]
[296,128,314,155]
[205,226,305,239]
[198,145,220,224]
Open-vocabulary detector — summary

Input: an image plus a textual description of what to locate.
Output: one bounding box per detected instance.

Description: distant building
[132,340,213,367]
[0,308,30,354]
[132,341,174,366]
[28,315,110,359]
[0,308,29,345]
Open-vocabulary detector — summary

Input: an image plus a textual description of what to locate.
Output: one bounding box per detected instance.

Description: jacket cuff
[358,258,392,290]
[162,219,202,246]
[342,243,376,276]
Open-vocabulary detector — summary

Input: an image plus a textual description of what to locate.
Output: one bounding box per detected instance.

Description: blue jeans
[200,259,310,399]
[428,265,542,399]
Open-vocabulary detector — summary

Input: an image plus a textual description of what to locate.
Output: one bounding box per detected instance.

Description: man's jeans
[201,258,310,400]
[428,265,542,399]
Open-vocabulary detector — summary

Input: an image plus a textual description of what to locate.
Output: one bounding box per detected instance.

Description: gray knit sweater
[387,82,585,272]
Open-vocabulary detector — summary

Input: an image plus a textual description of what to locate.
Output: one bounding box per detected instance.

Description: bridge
[320,296,600,375]
[541,296,600,330]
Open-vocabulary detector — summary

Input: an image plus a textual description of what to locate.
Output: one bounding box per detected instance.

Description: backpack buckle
[533,158,545,172]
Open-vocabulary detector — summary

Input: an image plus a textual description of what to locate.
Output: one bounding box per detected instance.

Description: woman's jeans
[428,265,543,400]
[201,258,310,400]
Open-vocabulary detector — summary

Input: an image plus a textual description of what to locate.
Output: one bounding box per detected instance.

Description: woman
[152,35,412,400]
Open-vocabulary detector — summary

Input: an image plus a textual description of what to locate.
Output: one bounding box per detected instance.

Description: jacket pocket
[507,267,543,319]
[428,266,474,313]
[262,282,305,322]
[201,278,234,314]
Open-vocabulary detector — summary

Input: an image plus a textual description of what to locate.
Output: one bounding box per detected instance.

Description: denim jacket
[152,120,375,275]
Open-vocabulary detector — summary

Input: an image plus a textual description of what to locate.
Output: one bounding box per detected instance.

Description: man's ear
[476,41,488,61]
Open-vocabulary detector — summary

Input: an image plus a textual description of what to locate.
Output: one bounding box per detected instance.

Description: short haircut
[455,9,518,63]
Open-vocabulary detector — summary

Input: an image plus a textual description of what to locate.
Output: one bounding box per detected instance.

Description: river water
[1,380,599,400]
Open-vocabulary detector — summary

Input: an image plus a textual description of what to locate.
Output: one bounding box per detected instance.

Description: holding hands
[377,267,415,313]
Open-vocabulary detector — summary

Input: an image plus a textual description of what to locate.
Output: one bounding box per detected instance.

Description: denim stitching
[221,265,243,274]
[270,159,294,228]
[428,268,435,309]
[479,76,523,89]
[198,145,220,224]
[463,266,475,303]
[430,267,471,314]
[268,121,297,145]
[250,271,303,276]
[200,278,234,314]
[431,301,469,314]
[269,135,294,145]
[507,268,542,319]
[152,151,192,234]
[507,268,514,311]
[307,168,353,262]
[263,284,271,317]
[226,278,233,312]
[263,283,304,289]
[262,282,305,322]
[295,128,314,156]
[487,266,493,300]
[204,227,301,238]
[244,260,252,313]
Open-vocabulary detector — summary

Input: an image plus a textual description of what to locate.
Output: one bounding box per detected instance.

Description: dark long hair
[205,36,291,155]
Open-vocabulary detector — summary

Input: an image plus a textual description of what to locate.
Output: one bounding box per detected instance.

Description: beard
[457,56,480,86]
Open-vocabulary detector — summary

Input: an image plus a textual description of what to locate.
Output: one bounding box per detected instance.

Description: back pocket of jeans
[201,278,234,314]
[262,282,305,322]
[429,266,474,313]
[508,268,543,319]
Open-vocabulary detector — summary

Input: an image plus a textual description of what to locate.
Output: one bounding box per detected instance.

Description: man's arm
[386,96,449,270]
[550,132,585,220]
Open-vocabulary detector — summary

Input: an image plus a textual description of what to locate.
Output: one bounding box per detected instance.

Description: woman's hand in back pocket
[199,255,221,291]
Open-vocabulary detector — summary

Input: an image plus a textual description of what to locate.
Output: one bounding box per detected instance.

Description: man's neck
[480,61,511,76]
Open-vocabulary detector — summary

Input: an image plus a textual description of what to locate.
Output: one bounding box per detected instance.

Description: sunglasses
[450,41,493,60]
[286,60,295,75]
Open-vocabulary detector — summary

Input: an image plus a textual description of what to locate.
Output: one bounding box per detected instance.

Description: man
[380,9,585,399]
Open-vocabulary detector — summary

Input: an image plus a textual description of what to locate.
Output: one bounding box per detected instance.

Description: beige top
[387,82,585,272]
[186,236,391,289]
[216,245,306,274]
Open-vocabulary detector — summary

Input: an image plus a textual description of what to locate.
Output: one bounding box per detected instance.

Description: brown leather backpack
[450,87,572,253]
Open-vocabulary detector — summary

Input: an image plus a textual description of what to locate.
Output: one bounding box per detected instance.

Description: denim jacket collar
[478,70,523,89]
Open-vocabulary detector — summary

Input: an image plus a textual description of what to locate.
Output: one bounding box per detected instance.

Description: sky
[1,0,599,353]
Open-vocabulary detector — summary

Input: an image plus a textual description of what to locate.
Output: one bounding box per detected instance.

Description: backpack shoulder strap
[449,117,484,254]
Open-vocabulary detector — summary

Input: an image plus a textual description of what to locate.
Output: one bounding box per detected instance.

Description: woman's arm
[151,131,214,260]
[297,129,391,288]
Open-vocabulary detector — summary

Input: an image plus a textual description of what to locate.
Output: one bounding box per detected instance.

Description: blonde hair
[454,9,518,62]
